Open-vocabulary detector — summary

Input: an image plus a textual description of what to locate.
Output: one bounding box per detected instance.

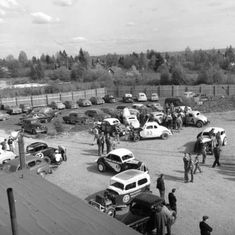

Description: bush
[53,119,64,133]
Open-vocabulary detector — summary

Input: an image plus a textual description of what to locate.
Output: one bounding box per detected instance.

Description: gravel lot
[0,108,234,235]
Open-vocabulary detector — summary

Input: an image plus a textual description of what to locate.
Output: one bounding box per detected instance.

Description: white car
[103,118,121,126]
[150,93,159,101]
[147,102,164,111]
[139,121,172,140]
[123,115,140,128]
[150,111,165,124]
[184,91,196,98]
[0,149,17,164]
[132,103,146,110]
[197,127,227,146]
[137,93,147,102]
[185,111,209,128]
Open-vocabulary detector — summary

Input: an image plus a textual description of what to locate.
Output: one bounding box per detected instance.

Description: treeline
[1,46,235,87]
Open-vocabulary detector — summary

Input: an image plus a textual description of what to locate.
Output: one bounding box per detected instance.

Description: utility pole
[17,132,26,175]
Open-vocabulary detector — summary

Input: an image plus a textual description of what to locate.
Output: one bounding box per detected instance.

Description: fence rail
[0,88,106,107]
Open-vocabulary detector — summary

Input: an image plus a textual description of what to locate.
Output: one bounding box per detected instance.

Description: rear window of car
[111,182,124,190]
[122,154,133,161]
[138,178,148,186]
[125,182,136,190]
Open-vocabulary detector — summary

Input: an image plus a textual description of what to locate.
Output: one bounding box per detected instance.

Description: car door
[186,113,194,124]
[152,124,160,137]
[105,154,122,172]
[140,124,153,138]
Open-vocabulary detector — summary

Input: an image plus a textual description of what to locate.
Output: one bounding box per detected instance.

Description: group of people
[0,136,15,153]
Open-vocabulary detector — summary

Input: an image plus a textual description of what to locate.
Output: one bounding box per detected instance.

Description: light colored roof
[108,148,133,157]
[0,171,139,235]
[203,127,225,133]
[111,169,147,182]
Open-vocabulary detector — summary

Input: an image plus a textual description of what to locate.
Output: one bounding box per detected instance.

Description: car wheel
[196,121,203,128]
[36,152,44,158]
[43,156,51,164]
[133,134,140,142]
[97,162,106,172]
[115,164,122,173]
[223,137,227,146]
[161,132,169,140]
[2,159,10,164]
[106,208,116,217]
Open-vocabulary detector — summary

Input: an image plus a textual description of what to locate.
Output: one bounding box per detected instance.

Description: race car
[96,148,148,173]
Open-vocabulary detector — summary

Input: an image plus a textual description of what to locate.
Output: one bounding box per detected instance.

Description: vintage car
[99,118,125,136]
[63,112,89,125]
[20,112,53,124]
[137,121,172,140]
[149,93,159,102]
[195,127,227,154]
[183,91,196,98]
[6,106,22,115]
[90,97,105,105]
[0,111,10,121]
[123,94,133,103]
[132,103,147,110]
[103,94,116,103]
[22,118,47,135]
[26,142,67,164]
[63,100,78,109]
[147,103,164,112]
[185,110,209,128]
[97,148,148,173]
[137,93,147,102]
[116,192,176,234]
[165,97,184,107]
[85,109,111,121]
[0,149,17,164]
[123,115,140,129]
[77,98,92,107]
[50,101,66,110]
[29,106,59,119]
[104,170,151,206]
[149,111,165,124]
[100,108,119,118]
[19,104,32,113]
[3,154,52,177]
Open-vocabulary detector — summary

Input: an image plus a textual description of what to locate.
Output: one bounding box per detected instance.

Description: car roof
[144,121,159,125]
[202,127,225,132]
[111,170,148,182]
[133,192,163,206]
[103,118,120,123]
[27,142,48,148]
[108,148,133,157]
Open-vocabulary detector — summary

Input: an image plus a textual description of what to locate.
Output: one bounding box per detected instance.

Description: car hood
[158,126,172,135]
[197,114,208,122]
[107,186,123,195]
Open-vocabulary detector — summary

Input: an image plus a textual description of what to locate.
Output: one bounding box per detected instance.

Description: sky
[0,0,235,58]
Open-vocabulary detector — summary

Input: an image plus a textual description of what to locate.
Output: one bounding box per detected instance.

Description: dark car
[6,106,22,115]
[85,109,111,121]
[97,148,148,173]
[63,112,89,124]
[77,99,92,107]
[26,142,67,164]
[90,97,105,105]
[164,97,184,107]
[20,112,53,124]
[22,119,47,135]
[123,94,133,103]
[116,192,164,234]
[100,108,119,118]
[63,101,78,109]
[19,104,32,113]
[103,95,116,103]
[3,154,52,177]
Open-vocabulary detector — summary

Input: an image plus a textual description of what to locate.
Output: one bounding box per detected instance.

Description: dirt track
[1,110,235,235]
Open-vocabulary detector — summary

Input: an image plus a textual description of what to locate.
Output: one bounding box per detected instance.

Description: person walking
[212,144,221,167]
[156,174,165,201]
[97,132,105,156]
[183,153,190,183]
[168,188,177,213]
[199,216,213,235]
[194,155,202,174]
[105,133,112,154]
[7,137,14,152]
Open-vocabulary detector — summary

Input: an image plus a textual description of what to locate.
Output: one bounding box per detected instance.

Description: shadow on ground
[162,173,184,183]
[215,156,235,181]
[82,149,99,156]
[86,162,113,177]
[181,141,196,154]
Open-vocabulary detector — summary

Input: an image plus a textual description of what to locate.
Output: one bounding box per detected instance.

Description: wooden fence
[0,88,106,107]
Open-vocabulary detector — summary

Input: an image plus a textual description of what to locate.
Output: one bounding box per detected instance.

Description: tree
[78,48,91,69]
[18,51,28,66]
[171,63,186,85]
[71,62,85,81]
[49,66,71,81]
[30,61,44,80]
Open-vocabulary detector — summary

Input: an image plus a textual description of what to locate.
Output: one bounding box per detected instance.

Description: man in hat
[156,174,165,201]
[199,216,213,235]
[168,188,177,213]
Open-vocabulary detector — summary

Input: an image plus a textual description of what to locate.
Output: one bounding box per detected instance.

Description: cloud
[0,17,4,23]
[126,22,135,27]
[0,8,5,15]
[0,0,18,9]
[153,27,159,32]
[54,0,74,6]
[31,12,60,24]
[71,36,87,42]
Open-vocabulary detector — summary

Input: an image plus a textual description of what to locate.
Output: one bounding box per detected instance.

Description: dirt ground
[0,110,235,235]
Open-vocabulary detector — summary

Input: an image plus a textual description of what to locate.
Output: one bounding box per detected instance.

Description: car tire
[223,137,227,146]
[36,152,44,158]
[2,159,10,164]
[43,156,51,164]
[106,208,116,217]
[115,164,122,173]
[161,132,169,140]
[196,121,203,128]
[97,162,106,172]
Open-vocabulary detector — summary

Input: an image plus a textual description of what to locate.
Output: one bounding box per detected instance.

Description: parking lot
[0,105,234,235]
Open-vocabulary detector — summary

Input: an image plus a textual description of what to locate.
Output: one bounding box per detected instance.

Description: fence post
[31,96,33,107]
[59,93,62,101]
[213,85,216,96]
[227,85,230,96]
[72,91,74,101]
[15,97,18,106]
[172,86,174,97]
[46,94,49,106]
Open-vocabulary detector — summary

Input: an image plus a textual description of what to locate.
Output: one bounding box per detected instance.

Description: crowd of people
[0,136,16,153]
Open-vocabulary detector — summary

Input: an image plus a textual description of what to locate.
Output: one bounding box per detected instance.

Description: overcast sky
[0,0,235,58]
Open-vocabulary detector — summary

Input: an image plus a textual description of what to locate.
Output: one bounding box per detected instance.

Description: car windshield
[122,154,133,161]
[110,181,124,190]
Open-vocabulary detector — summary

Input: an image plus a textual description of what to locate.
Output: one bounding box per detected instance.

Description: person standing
[8,137,14,152]
[183,153,190,183]
[199,216,213,235]
[1,139,7,150]
[188,154,194,183]
[105,133,112,154]
[156,174,165,201]
[97,132,105,156]
[168,188,177,213]
[194,155,202,174]
[212,144,221,167]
